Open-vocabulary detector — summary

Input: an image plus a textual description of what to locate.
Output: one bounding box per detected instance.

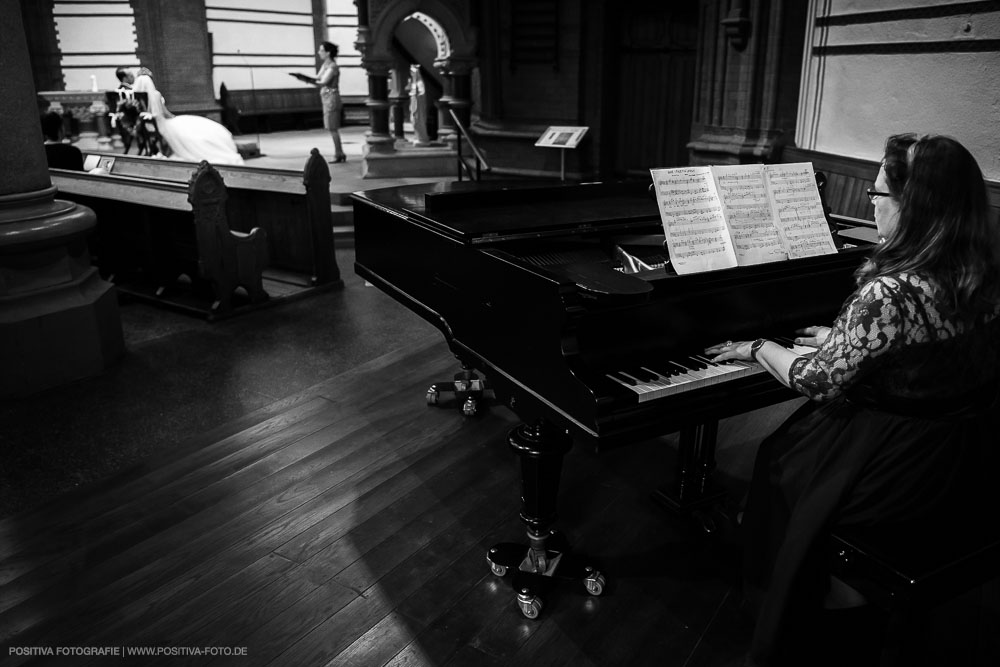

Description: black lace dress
[742,271,1000,665]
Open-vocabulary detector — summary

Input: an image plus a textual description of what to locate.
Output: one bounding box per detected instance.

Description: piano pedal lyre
[425,365,493,417]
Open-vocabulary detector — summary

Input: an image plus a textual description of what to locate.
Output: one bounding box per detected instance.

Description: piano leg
[486,420,605,619]
[652,420,731,531]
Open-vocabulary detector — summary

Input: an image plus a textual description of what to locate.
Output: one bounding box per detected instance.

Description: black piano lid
[353,180,661,244]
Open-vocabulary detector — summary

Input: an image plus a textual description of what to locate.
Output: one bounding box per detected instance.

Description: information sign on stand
[535,126,589,181]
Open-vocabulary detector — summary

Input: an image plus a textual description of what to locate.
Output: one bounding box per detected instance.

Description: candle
[91,75,98,92]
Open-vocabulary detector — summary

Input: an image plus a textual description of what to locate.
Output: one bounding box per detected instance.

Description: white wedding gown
[132,75,244,165]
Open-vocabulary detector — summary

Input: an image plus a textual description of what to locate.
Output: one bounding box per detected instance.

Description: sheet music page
[763,163,838,259]
[711,164,789,266]
[650,166,737,275]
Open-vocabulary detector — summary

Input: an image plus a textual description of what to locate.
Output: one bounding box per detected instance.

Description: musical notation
[650,162,837,273]
[651,166,739,274]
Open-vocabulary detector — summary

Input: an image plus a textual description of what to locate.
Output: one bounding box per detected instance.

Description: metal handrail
[448,108,490,181]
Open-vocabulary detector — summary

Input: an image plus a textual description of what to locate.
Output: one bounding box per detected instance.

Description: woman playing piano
[707,134,1000,666]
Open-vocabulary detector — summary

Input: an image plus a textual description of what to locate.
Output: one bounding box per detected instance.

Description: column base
[0,193,124,398]
[0,267,124,397]
[362,144,458,178]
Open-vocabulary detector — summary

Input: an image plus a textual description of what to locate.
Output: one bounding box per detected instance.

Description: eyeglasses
[866,188,892,203]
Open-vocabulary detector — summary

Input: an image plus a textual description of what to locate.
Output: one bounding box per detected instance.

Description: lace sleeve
[788,276,906,400]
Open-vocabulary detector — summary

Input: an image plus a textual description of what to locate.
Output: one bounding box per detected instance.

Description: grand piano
[352,179,875,618]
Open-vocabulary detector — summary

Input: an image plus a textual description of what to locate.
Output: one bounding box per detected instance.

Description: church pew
[50,153,341,320]
[77,149,341,288]
[218,86,367,133]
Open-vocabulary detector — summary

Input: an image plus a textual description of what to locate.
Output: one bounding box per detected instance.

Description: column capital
[362,58,393,77]
[433,57,477,76]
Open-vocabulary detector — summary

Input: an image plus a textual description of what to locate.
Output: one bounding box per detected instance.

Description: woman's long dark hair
[856,133,999,317]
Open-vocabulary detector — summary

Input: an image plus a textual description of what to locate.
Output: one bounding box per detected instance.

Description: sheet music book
[649,162,838,275]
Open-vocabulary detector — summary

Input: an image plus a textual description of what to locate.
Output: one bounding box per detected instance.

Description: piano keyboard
[606,338,817,403]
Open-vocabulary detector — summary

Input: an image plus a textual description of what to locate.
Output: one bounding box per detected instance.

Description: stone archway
[404,11,451,61]
[358,0,477,159]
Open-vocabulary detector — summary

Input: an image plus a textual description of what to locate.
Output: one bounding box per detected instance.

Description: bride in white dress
[132,74,244,165]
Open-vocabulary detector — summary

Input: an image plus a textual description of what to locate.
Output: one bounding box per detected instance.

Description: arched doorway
[391,12,452,143]
[359,1,476,153]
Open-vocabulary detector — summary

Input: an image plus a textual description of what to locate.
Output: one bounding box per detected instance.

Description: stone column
[433,61,457,147]
[435,58,475,149]
[447,61,474,135]
[0,3,124,398]
[687,0,807,165]
[132,0,220,118]
[388,65,410,143]
[363,60,395,154]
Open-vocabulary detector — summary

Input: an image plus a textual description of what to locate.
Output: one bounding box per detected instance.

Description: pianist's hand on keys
[704,334,820,363]
[605,337,819,403]
[793,325,832,348]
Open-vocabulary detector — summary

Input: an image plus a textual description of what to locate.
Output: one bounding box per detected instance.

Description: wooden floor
[0,333,770,666]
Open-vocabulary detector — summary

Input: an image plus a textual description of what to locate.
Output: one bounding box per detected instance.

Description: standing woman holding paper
[310,41,347,163]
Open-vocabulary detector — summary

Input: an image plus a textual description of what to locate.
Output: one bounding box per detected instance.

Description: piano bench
[829,522,1000,666]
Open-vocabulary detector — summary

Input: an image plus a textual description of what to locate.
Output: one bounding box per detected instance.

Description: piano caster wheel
[426,388,440,406]
[692,508,720,535]
[462,397,478,417]
[489,558,508,577]
[517,591,543,619]
[584,570,606,596]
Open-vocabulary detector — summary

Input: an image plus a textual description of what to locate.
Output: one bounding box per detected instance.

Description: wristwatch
[750,338,768,362]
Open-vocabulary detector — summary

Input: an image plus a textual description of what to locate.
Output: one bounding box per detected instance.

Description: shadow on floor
[0,247,438,519]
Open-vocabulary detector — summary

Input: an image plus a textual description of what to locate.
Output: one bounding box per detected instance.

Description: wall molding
[815,1,999,27]
[813,38,1000,56]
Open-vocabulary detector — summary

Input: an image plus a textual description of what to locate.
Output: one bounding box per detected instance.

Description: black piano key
[610,371,638,386]
[628,367,659,382]
[685,356,708,369]
[614,371,639,387]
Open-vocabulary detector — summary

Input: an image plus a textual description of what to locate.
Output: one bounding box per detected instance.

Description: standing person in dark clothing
[41,110,83,170]
[708,133,1000,666]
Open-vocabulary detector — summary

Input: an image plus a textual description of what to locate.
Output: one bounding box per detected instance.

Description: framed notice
[535,126,589,149]
[84,155,115,172]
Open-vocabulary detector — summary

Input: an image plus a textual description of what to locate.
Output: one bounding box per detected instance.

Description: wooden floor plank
[128,418,517,655]
[289,507,523,667]
[227,449,521,664]
[0,332,829,667]
[323,449,516,594]
[0,396,348,602]
[69,417,501,662]
[0,396,333,571]
[273,414,511,564]
[0,399,408,624]
[0,334,447,554]
[0,405,457,648]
